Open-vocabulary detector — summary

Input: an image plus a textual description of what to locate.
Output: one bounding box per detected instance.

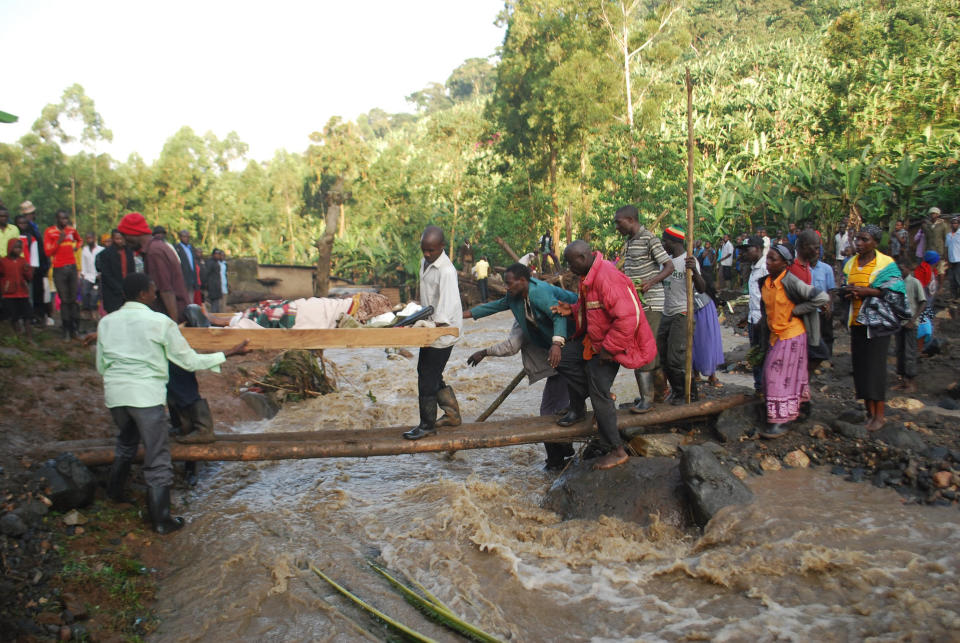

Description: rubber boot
[631,371,655,414]
[435,386,462,427]
[403,396,437,440]
[147,486,185,535]
[184,461,199,487]
[106,457,134,503]
[176,399,215,443]
[653,370,668,402]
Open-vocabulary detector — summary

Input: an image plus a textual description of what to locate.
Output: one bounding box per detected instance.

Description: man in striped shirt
[614,205,673,413]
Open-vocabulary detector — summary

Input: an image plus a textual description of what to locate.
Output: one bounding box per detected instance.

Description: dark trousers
[168,362,202,409]
[747,321,763,392]
[53,264,79,328]
[702,265,715,288]
[31,270,45,319]
[417,346,453,424]
[895,326,918,379]
[208,297,223,313]
[556,338,622,449]
[110,405,173,487]
[541,374,574,463]
[808,310,834,364]
[657,313,694,393]
[950,262,960,298]
[477,278,488,302]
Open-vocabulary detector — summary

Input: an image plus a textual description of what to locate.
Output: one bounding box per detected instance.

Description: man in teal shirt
[463,263,578,468]
[97,272,248,534]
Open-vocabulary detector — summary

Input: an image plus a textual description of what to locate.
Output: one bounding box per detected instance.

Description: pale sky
[0,0,506,162]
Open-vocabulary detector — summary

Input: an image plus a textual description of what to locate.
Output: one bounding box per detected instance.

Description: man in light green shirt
[97,272,248,534]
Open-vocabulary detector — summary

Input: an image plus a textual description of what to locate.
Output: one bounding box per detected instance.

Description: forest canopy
[2,0,958,287]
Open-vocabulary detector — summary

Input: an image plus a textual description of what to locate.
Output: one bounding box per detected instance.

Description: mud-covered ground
[0,328,267,641]
[698,291,960,509]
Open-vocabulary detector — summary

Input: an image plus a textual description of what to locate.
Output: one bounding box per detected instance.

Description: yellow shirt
[761,271,805,345]
[473,259,489,280]
[846,256,876,326]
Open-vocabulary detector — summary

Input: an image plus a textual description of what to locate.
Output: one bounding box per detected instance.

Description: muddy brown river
[154,314,960,641]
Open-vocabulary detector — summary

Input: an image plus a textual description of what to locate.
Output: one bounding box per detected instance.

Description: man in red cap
[118,213,215,452]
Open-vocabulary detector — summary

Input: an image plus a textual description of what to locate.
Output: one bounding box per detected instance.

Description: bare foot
[710,376,723,388]
[866,416,885,432]
[593,449,629,470]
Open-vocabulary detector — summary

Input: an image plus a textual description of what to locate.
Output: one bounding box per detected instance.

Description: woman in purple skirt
[692,289,725,387]
[757,244,829,438]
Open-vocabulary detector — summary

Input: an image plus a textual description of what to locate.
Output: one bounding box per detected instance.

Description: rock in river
[542,458,695,529]
[679,445,754,529]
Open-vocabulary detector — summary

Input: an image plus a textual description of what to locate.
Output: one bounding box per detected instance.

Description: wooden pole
[35,394,753,465]
[475,370,526,422]
[684,69,695,404]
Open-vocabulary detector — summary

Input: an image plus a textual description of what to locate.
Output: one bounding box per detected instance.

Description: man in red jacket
[44,210,81,338]
[552,240,657,470]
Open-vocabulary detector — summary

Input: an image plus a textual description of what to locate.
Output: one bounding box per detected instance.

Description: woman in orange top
[757,244,829,438]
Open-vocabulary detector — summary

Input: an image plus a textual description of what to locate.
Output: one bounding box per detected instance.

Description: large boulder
[542,458,695,529]
[679,445,754,528]
[712,399,762,443]
[35,454,95,512]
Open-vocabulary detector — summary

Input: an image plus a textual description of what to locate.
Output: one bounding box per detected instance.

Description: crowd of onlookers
[0,200,231,340]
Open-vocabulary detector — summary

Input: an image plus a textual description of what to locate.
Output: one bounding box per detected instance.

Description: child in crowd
[894,259,926,393]
[913,250,939,351]
[0,238,34,338]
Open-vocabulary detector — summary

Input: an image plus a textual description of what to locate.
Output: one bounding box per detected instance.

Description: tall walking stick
[684,69,695,404]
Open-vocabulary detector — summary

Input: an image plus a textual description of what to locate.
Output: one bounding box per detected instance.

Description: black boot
[147,486,185,535]
[435,386,462,427]
[184,462,199,488]
[556,403,586,427]
[106,457,134,503]
[631,371,654,414]
[176,399,215,443]
[403,396,437,440]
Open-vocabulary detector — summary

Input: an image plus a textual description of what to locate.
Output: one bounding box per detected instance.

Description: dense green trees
[1,0,957,292]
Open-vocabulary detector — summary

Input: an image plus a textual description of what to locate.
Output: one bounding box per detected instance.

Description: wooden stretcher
[181,325,459,351]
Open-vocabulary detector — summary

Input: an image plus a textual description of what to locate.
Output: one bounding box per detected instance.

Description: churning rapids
[155,314,960,641]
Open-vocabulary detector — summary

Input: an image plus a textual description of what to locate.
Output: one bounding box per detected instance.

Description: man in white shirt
[718,233,735,289]
[404,226,463,440]
[946,215,960,299]
[742,236,768,393]
[80,231,104,321]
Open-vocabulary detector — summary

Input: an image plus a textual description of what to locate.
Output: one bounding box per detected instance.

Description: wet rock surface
[542,458,695,529]
[680,445,754,528]
[35,454,95,511]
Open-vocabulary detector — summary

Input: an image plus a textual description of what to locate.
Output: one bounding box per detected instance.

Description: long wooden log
[35,394,752,466]
[494,237,520,262]
[181,326,459,351]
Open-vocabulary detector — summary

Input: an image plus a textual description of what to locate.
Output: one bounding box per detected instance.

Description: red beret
[118,212,151,236]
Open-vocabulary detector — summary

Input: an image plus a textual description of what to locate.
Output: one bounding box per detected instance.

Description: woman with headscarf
[756,244,829,438]
[842,225,910,432]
